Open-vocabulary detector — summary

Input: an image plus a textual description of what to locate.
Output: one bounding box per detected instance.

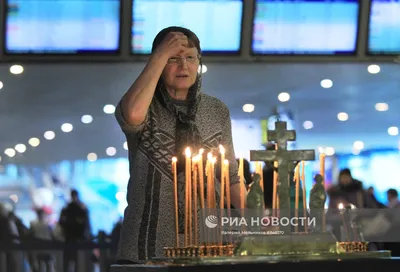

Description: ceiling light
[388,126,399,136]
[123,142,128,150]
[106,147,117,156]
[4,148,16,158]
[44,131,55,140]
[242,104,255,113]
[87,153,97,162]
[28,137,40,147]
[320,79,333,88]
[337,112,348,121]
[353,141,364,150]
[375,102,388,112]
[15,144,26,153]
[303,121,313,130]
[10,64,24,75]
[0,81,3,90]
[324,147,335,156]
[61,123,73,133]
[352,148,361,155]
[368,64,380,74]
[278,92,290,102]
[81,115,93,124]
[198,64,207,74]
[103,104,116,114]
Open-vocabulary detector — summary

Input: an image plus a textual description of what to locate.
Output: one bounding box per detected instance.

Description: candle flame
[207,152,213,161]
[185,147,191,157]
[199,148,204,155]
[338,203,344,210]
[211,157,217,164]
[224,159,229,165]
[172,157,177,163]
[219,145,225,155]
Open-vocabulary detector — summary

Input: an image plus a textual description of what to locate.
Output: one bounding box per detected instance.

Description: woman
[115,26,244,263]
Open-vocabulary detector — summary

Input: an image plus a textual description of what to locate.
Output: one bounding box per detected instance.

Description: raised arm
[120,32,189,126]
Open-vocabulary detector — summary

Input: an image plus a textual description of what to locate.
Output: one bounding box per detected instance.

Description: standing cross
[250,121,315,233]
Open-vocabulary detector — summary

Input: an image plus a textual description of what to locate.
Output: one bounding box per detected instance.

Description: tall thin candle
[172,157,179,247]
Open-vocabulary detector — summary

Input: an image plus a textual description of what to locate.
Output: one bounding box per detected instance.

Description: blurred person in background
[115,26,244,263]
[367,186,386,208]
[387,188,400,208]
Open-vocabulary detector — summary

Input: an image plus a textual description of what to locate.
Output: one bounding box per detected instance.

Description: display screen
[131,0,243,54]
[252,0,360,55]
[368,0,400,54]
[4,0,121,54]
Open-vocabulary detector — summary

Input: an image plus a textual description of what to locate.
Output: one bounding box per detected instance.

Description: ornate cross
[250,121,315,233]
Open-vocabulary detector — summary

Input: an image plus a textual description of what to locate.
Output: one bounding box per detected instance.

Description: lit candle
[185,147,192,246]
[172,157,179,247]
[206,152,213,209]
[219,158,225,246]
[301,161,307,233]
[319,152,326,181]
[224,159,232,244]
[219,145,225,186]
[238,157,245,212]
[294,164,299,232]
[198,149,205,211]
[192,156,198,245]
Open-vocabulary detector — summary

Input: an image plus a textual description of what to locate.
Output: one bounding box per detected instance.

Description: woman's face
[161,46,200,92]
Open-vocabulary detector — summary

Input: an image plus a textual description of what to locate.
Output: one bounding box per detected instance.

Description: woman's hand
[152,32,188,59]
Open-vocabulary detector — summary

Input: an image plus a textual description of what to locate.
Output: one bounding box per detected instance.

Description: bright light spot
[123,142,128,150]
[278,92,290,102]
[375,102,388,112]
[15,144,26,153]
[324,147,335,156]
[9,194,18,203]
[353,141,364,150]
[303,121,313,130]
[242,104,255,113]
[87,153,97,162]
[61,123,73,133]
[106,147,117,156]
[4,148,16,158]
[44,131,55,140]
[198,64,207,74]
[28,137,40,147]
[368,64,380,74]
[10,65,24,75]
[318,146,324,154]
[103,104,115,114]
[388,126,399,136]
[320,79,333,88]
[0,81,3,90]
[81,115,93,124]
[115,192,125,201]
[337,112,348,121]
[352,148,361,155]
[0,156,2,162]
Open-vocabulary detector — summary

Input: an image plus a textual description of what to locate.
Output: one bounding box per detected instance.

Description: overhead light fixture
[28,137,40,147]
[15,144,26,153]
[324,147,335,156]
[353,141,364,150]
[198,64,207,74]
[123,142,128,150]
[87,152,97,162]
[10,64,24,75]
[320,79,333,88]
[337,112,348,121]
[242,103,255,113]
[81,115,93,124]
[368,64,380,74]
[44,131,55,140]
[388,126,399,136]
[0,81,3,90]
[103,104,116,114]
[375,102,388,112]
[106,147,117,156]
[278,92,290,102]
[303,121,313,130]
[4,148,16,158]
[61,123,73,133]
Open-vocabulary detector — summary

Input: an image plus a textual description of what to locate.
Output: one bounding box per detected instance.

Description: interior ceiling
[0,61,399,165]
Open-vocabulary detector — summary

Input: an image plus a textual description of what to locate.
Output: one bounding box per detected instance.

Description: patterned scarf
[154,74,203,174]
